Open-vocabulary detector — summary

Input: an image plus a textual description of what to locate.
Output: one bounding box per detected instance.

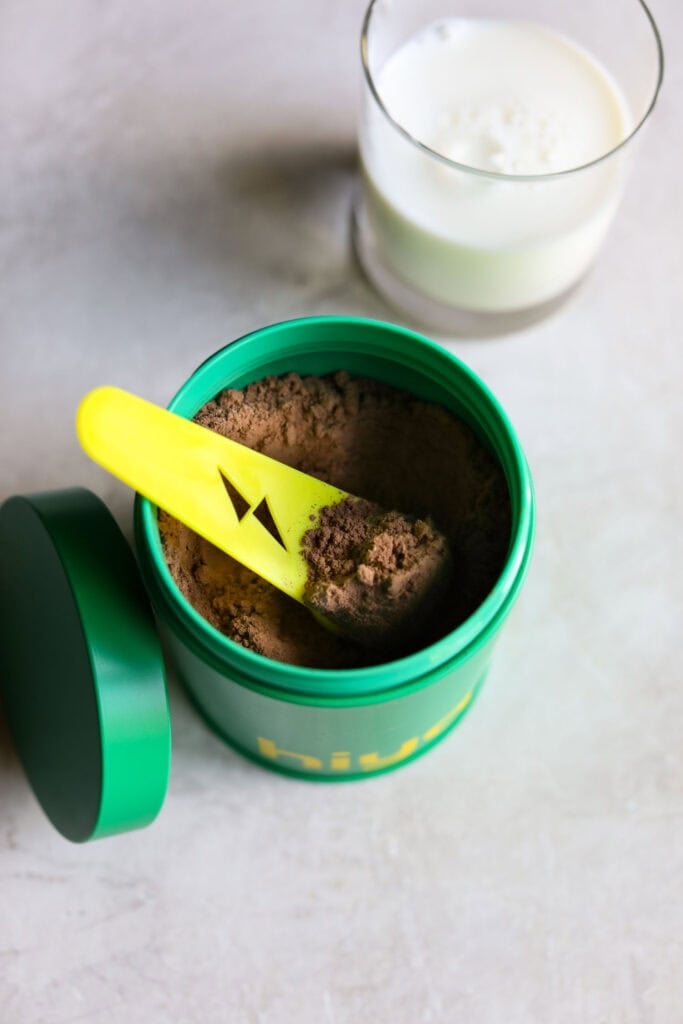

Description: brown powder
[159,371,511,669]
[302,498,453,651]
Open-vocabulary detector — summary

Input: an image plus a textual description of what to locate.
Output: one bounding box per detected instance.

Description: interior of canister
[135,316,534,698]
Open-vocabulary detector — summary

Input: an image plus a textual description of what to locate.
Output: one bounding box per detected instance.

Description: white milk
[359,19,632,314]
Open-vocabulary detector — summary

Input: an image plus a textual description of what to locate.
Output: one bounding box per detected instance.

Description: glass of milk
[354,0,663,334]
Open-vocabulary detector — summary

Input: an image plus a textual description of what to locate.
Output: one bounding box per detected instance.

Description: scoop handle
[76,386,347,601]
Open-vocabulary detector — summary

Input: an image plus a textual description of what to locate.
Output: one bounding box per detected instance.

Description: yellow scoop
[76,386,349,603]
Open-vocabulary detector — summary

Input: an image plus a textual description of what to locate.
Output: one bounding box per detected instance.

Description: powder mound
[302,497,454,651]
[159,371,511,668]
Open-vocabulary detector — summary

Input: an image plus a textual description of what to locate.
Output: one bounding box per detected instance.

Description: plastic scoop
[77,386,454,650]
[77,386,350,604]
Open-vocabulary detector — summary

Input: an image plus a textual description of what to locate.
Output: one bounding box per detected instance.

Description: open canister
[0,317,535,841]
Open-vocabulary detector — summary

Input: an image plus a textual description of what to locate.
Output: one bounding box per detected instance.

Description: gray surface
[1,1,682,1021]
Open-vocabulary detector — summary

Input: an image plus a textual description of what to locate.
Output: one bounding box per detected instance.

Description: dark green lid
[0,488,171,842]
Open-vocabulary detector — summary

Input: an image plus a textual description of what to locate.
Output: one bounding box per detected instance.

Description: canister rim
[136,316,534,699]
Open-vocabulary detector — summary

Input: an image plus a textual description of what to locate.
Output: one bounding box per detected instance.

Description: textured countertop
[1,2,682,1021]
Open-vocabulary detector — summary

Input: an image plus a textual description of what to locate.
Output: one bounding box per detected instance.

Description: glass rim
[360,0,664,183]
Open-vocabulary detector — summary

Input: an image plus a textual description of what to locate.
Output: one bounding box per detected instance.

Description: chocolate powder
[302,497,453,651]
[159,371,511,669]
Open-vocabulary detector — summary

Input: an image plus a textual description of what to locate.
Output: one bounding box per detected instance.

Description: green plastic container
[135,317,534,779]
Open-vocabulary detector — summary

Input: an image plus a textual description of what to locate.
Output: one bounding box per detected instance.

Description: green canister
[134,316,535,780]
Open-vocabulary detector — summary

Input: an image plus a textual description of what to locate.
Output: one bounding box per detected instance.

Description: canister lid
[0,488,171,842]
